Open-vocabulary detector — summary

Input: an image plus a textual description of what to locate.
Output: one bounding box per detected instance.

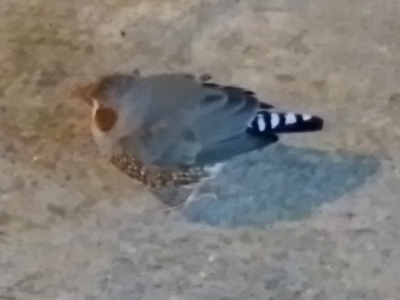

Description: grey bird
[76,72,323,204]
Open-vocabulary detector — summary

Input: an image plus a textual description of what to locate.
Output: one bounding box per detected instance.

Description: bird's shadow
[161,144,381,227]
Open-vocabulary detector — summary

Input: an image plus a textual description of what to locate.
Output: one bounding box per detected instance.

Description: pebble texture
[0,0,400,299]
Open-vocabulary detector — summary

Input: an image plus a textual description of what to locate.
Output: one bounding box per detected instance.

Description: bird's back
[120,74,261,168]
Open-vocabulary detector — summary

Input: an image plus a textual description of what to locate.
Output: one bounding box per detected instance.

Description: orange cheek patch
[95,108,118,131]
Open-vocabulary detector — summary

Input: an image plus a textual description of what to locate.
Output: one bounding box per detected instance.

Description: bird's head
[73,74,138,156]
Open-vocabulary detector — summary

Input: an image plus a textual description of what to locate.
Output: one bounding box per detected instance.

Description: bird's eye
[94,107,118,131]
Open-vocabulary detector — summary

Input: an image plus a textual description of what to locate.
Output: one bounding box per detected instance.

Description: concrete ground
[1,0,400,299]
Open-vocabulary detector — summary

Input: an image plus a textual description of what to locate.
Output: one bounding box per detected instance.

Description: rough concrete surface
[1,0,400,299]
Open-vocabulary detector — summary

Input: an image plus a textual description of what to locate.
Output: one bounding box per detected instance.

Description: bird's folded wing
[120,75,277,167]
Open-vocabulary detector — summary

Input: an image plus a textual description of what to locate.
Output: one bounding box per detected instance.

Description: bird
[75,71,323,205]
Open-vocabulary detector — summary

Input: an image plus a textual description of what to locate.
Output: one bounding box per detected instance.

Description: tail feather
[247,110,324,135]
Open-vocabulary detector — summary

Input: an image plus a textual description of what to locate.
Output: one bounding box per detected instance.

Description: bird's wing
[195,132,278,166]
[120,74,277,167]
[188,83,278,166]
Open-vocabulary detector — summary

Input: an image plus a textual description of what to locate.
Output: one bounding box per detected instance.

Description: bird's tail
[248,110,324,135]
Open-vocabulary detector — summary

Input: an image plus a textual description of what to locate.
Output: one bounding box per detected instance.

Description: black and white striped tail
[248,110,324,134]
